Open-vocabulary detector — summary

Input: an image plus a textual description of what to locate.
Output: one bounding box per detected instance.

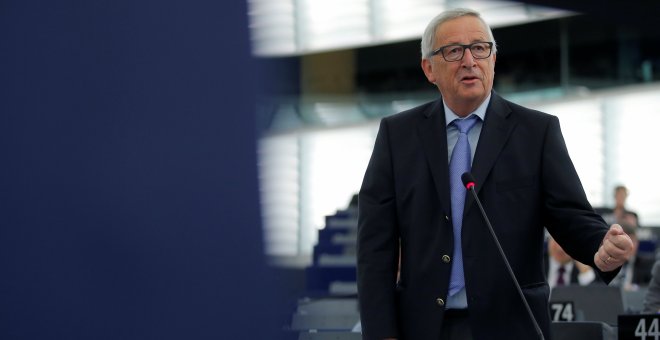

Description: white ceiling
[247,0,574,56]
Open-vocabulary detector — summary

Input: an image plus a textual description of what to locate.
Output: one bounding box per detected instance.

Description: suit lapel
[416,99,452,216]
[465,92,516,210]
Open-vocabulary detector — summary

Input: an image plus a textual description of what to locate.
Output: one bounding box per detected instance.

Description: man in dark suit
[357,8,634,340]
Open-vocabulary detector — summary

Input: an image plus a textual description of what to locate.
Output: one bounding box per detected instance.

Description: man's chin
[457,90,487,102]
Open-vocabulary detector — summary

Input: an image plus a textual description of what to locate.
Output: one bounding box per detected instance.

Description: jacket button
[436,298,445,306]
[442,255,451,263]
[445,215,449,221]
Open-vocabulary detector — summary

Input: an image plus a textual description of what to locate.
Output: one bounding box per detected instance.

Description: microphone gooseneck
[461,172,545,340]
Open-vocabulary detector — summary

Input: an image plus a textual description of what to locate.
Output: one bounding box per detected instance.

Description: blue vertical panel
[0,1,278,339]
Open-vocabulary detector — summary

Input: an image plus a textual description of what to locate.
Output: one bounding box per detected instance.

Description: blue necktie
[448,115,479,296]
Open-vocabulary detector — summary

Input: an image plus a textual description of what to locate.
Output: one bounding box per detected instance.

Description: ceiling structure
[247,0,575,56]
[515,0,660,29]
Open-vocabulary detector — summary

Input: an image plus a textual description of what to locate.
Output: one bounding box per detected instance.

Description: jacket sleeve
[540,116,619,283]
[357,119,400,340]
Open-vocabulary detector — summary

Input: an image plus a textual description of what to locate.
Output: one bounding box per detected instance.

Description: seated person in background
[643,258,660,313]
[610,220,642,291]
[545,236,600,289]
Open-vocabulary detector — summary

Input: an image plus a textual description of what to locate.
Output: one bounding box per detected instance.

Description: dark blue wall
[0,1,278,338]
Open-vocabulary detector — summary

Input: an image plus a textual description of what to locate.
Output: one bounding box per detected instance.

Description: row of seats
[293,202,660,339]
[305,207,358,295]
[293,206,360,339]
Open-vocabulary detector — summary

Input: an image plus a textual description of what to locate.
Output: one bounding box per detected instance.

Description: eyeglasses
[431,42,494,62]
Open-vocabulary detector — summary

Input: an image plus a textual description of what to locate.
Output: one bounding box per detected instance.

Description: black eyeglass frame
[430,41,494,62]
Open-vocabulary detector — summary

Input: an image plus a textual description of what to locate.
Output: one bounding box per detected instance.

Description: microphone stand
[465,179,545,340]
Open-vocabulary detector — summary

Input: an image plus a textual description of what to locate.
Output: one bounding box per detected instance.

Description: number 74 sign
[550,301,575,322]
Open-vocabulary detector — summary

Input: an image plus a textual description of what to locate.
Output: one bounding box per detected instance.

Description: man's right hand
[594,224,634,272]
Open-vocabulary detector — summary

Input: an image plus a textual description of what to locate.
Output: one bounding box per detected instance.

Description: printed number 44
[635,318,660,340]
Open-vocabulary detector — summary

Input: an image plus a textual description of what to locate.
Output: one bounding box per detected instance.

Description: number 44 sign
[619,315,660,340]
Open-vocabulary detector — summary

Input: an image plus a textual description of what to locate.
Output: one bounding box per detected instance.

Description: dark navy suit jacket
[357,91,617,340]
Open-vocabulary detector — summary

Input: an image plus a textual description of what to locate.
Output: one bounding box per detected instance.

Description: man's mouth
[459,75,481,85]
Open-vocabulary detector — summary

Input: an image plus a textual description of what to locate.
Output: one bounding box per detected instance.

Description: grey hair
[420,8,497,60]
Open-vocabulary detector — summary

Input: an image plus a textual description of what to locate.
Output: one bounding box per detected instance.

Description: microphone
[461,173,545,340]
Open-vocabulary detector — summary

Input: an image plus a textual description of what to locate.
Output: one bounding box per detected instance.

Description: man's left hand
[594,224,634,272]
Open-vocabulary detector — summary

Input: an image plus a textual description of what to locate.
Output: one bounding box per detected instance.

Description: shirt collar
[549,257,575,273]
[443,94,491,127]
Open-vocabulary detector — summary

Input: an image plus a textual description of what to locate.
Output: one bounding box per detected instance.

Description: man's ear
[421,58,436,84]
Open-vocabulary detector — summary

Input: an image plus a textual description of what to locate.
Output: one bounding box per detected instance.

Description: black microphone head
[461,172,476,189]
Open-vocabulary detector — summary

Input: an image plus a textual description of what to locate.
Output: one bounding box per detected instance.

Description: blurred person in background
[545,236,600,289]
[597,185,640,228]
[643,257,660,313]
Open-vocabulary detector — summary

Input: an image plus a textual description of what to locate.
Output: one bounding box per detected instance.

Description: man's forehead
[435,17,489,44]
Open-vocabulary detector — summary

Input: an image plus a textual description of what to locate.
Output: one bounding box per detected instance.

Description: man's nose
[461,48,477,67]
